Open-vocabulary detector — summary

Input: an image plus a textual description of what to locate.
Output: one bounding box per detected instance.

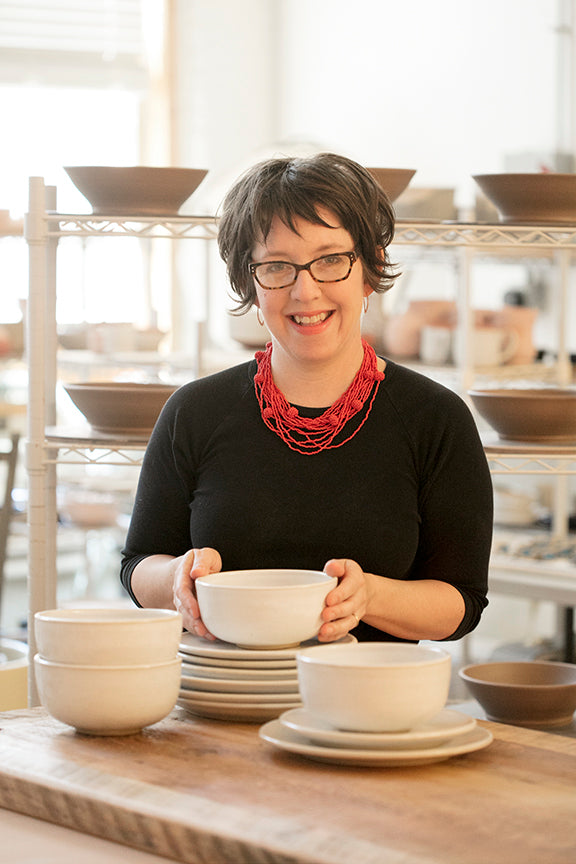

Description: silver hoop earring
[363,296,369,314]
[256,308,264,326]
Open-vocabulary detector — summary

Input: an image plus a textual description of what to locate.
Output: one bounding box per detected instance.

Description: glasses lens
[254,262,296,289]
[310,254,352,282]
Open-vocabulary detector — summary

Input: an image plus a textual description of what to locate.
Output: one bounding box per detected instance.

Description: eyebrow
[255,244,351,261]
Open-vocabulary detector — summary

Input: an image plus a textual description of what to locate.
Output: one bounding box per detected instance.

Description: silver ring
[352,612,360,625]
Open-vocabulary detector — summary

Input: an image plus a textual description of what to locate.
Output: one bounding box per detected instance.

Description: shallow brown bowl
[366,168,416,202]
[472,173,576,224]
[64,381,178,435]
[468,388,576,443]
[459,661,576,727]
[64,166,208,216]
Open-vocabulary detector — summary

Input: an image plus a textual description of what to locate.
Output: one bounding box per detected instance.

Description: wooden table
[0,707,575,864]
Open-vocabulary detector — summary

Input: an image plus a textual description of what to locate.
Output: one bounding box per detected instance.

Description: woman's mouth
[290,311,333,326]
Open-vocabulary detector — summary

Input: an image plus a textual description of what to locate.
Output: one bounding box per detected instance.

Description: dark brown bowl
[64,382,179,435]
[459,661,576,727]
[366,168,416,202]
[472,173,576,224]
[468,388,576,443]
[64,166,208,216]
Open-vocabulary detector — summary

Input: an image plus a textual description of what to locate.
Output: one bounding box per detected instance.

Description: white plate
[259,720,493,767]
[178,687,301,704]
[279,707,477,750]
[180,653,297,670]
[177,697,302,723]
[178,632,356,662]
[180,671,300,695]
[180,659,299,679]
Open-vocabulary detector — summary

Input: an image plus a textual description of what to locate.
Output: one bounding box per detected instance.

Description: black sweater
[120,359,493,641]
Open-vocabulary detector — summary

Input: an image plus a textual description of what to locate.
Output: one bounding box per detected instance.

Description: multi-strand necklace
[253,340,385,455]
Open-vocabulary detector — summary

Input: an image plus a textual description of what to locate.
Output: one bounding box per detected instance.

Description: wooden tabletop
[0,707,575,864]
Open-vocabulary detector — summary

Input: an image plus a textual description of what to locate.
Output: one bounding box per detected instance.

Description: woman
[121,152,492,645]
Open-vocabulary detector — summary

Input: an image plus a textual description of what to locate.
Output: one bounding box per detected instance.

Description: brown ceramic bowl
[468,388,576,443]
[472,173,576,224]
[64,166,208,216]
[64,381,178,435]
[459,661,576,727]
[366,168,416,202]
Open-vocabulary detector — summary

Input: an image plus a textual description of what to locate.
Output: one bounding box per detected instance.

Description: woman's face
[250,208,372,371]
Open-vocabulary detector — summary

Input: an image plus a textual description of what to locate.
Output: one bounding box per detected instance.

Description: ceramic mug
[454,326,519,367]
[419,325,453,365]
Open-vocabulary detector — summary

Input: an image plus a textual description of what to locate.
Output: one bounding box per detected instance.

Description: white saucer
[279,707,477,750]
[179,632,356,662]
[179,658,299,680]
[178,687,300,704]
[177,696,302,723]
[259,720,493,767]
[180,671,300,695]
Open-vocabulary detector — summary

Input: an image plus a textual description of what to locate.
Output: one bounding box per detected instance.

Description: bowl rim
[63,381,179,392]
[195,569,336,589]
[296,642,451,667]
[468,387,576,398]
[35,607,182,624]
[472,172,576,182]
[34,653,181,671]
[459,660,576,689]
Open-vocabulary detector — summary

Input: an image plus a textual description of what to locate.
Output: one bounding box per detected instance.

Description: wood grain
[0,707,575,864]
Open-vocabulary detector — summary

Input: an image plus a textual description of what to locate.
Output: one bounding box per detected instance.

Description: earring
[256,308,264,326]
[363,296,369,314]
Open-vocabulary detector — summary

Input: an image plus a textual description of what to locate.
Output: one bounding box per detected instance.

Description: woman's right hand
[171,547,222,639]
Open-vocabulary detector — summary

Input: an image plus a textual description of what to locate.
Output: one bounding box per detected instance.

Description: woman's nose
[290,268,321,300]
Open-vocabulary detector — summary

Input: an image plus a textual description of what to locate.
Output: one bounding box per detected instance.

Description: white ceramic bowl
[34,655,181,735]
[296,642,451,732]
[195,569,337,649]
[34,607,183,666]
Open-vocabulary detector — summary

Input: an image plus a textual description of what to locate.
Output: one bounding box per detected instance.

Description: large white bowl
[296,642,451,732]
[34,655,181,735]
[195,569,337,649]
[34,607,183,666]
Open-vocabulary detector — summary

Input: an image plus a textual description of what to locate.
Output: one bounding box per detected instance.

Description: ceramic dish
[180,672,299,695]
[179,652,297,670]
[258,720,492,767]
[179,659,299,679]
[177,687,299,705]
[279,707,476,751]
[177,697,302,723]
[179,632,356,661]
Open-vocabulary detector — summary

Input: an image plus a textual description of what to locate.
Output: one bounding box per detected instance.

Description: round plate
[279,707,476,750]
[179,653,297,670]
[177,697,301,723]
[178,687,300,704]
[259,720,493,767]
[180,659,299,680]
[179,632,356,661]
[180,671,299,695]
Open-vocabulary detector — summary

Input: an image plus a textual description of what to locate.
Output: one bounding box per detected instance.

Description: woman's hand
[318,558,369,642]
[171,547,222,639]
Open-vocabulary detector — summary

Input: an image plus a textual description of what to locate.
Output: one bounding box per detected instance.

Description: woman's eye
[262,262,290,275]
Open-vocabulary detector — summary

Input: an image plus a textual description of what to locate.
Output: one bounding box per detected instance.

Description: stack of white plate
[176,632,356,723]
[259,707,493,767]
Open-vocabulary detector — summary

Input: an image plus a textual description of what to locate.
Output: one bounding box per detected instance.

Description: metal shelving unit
[25,179,576,701]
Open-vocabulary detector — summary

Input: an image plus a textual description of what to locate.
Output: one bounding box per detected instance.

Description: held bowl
[34,607,183,666]
[34,655,182,735]
[195,569,337,649]
[296,642,451,732]
[64,381,179,436]
[468,387,576,443]
[366,168,416,202]
[459,661,576,727]
[64,166,208,216]
[472,173,576,224]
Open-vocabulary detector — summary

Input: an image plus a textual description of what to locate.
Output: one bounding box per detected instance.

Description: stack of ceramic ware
[33,607,183,735]
[176,632,357,723]
[259,642,493,766]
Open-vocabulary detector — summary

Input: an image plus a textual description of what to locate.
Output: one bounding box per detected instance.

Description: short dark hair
[217,152,400,313]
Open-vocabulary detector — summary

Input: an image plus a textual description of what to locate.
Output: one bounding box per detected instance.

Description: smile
[291,311,333,325]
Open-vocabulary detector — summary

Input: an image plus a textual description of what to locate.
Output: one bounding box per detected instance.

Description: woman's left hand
[318,558,368,642]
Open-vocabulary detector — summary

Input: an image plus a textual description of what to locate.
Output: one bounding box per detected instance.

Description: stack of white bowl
[176,568,353,723]
[259,643,494,767]
[34,607,182,736]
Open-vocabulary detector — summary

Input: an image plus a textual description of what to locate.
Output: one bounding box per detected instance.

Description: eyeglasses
[249,251,357,290]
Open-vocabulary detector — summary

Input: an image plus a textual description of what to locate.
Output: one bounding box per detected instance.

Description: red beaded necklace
[254,340,385,455]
